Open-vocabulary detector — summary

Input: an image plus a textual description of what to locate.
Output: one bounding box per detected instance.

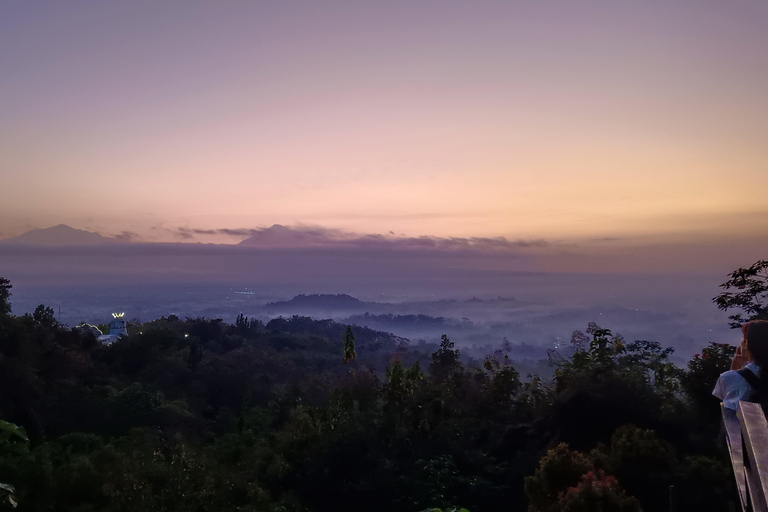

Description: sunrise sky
[2,1,767,246]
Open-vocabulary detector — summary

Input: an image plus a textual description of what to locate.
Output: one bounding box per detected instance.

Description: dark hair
[745,320,768,369]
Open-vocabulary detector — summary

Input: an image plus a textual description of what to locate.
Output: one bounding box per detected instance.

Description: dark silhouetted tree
[0,419,28,508]
[713,259,768,328]
[32,304,57,328]
[525,443,595,512]
[342,325,356,363]
[187,343,202,371]
[430,334,461,380]
[681,342,735,415]
[0,277,11,316]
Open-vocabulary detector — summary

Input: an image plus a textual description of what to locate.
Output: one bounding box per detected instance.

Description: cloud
[177,227,258,238]
[168,224,551,253]
[174,229,195,240]
[112,231,139,242]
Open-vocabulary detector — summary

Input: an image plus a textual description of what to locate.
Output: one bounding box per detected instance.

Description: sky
[1,1,767,254]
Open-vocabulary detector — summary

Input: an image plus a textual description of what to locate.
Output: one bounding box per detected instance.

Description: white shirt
[713,362,762,411]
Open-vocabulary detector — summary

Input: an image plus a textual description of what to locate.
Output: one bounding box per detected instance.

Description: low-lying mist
[1,242,738,363]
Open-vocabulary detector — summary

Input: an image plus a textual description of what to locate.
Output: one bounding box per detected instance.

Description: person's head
[744,320,768,368]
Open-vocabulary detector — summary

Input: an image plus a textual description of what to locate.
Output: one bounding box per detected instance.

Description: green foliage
[187,342,202,371]
[549,323,688,451]
[555,323,627,389]
[405,455,474,509]
[526,433,666,512]
[0,421,29,457]
[617,340,681,403]
[430,334,461,380]
[0,483,17,508]
[0,278,11,316]
[713,259,768,328]
[384,361,423,405]
[235,313,263,335]
[481,349,522,407]
[681,342,735,414]
[0,276,745,511]
[0,419,29,509]
[342,325,356,363]
[592,426,676,511]
[675,454,734,510]
[32,304,57,328]
[557,470,641,512]
[524,443,595,512]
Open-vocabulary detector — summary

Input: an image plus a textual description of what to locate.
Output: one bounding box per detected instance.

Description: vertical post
[738,401,768,512]
[668,484,676,512]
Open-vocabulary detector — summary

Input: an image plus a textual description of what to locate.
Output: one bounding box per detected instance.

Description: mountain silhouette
[264,293,371,311]
[0,224,117,245]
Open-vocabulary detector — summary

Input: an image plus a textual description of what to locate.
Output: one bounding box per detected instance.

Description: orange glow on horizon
[1,1,767,252]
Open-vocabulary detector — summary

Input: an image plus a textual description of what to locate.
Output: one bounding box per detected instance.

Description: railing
[722,402,768,511]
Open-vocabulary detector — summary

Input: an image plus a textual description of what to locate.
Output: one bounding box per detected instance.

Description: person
[713,320,768,410]
[730,322,754,370]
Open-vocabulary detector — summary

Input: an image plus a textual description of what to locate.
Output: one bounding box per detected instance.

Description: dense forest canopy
[0,262,763,511]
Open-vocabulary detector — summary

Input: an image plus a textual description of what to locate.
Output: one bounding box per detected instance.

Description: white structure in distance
[97,312,128,344]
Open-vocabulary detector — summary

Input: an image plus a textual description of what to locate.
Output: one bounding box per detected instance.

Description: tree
[554,323,626,392]
[524,443,594,512]
[0,277,11,316]
[187,343,202,371]
[430,334,461,380]
[32,304,57,328]
[681,342,735,415]
[0,419,29,508]
[617,340,681,402]
[593,425,676,511]
[557,471,641,512]
[713,259,768,328]
[383,361,423,411]
[342,326,356,363]
[525,442,641,512]
[235,313,248,330]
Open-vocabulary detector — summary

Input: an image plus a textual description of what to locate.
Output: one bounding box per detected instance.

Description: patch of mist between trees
[1,246,736,360]
[11,279,733,357]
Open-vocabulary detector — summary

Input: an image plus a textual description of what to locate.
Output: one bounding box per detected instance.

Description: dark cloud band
[168,224,548,252]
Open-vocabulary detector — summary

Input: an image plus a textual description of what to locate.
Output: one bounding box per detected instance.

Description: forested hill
[264,315,409,351]
[343,312,452,331]
[264,293,371,312]
[0,274,753,511]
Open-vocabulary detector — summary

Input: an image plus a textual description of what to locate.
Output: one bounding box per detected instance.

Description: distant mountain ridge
[0,224,117,245]
[264,293,370,311]
[262,293,530,319]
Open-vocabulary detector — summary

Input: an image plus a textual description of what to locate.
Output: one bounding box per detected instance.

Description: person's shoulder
[722,363,761,377]
[713,368,752,408]
[716,370,749,392]
[718,369,748,386]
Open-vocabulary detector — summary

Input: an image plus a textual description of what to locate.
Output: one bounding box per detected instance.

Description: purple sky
[1,1,767,272]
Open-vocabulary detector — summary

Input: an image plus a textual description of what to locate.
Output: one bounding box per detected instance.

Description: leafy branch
[713,260,768,328]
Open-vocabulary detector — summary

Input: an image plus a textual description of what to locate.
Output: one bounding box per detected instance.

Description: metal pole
[669,484,677,512]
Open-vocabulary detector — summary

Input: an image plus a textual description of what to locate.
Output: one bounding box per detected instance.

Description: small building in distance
[97,312,128,344]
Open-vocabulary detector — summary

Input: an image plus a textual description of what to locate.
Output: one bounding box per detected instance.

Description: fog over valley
[1,228,739,362]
